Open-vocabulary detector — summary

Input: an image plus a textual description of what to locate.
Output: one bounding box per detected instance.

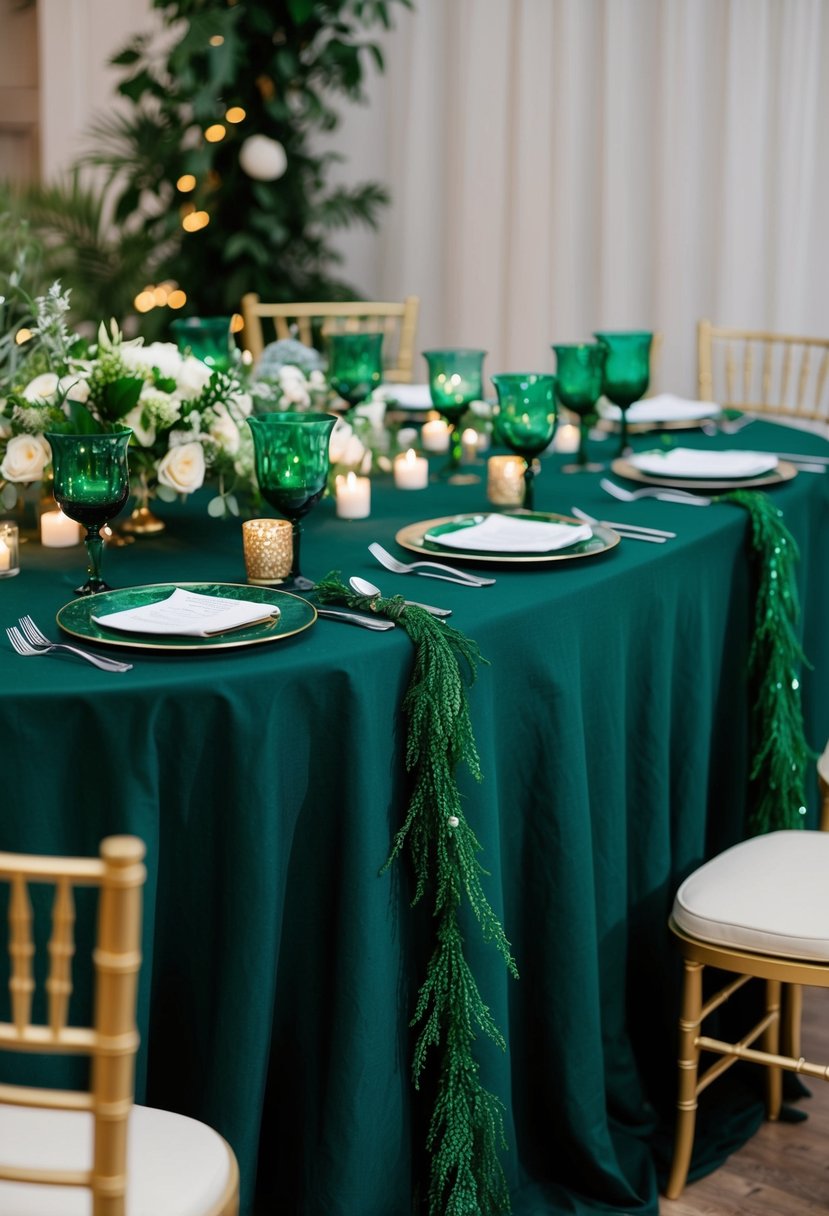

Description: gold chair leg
[764,978,782,1120]
[666,959,703,1199]
[782,982,803,1061]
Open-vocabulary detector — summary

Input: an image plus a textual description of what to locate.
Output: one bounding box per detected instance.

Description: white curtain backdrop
[331,0,829,394]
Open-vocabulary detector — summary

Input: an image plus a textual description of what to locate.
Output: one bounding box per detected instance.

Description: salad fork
[600,478,712,507]
[10,619,132,671]
[368,542,495,586]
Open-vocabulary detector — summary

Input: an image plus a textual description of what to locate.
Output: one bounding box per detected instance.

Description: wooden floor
[660,988,829,1215]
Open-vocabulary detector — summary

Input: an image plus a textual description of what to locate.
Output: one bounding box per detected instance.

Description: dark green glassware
[490,373,557,510]
[552,343,607,472]
[247,412,336,589]
[423,348,486,479]
[328,333,384,415]
[47,430,132,596]
[593,330,653,455]
[171,316,234,371]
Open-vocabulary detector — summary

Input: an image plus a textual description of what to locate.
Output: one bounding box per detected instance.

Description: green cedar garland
[719,490,811,833]
[314,573,517,1216]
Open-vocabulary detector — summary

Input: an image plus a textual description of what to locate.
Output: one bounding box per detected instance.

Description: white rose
[309,370,326,388]
[227,391,253,418]
[58,376,90,404]
[156,441,206,494]
[176,356,213,395]
[0,433,51,483]
[122,404,156,447]
[281,383,311,407]
[23,373,59,403]
[328,420,365,467]
[208,409,240,455]
[278,365,306,386]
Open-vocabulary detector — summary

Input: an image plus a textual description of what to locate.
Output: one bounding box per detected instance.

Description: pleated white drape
[333,0,829,393]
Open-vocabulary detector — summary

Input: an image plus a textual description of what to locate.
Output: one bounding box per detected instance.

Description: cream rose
[58,376,90,404]
[122,404,157,448]
[156,442,206,494]
[0,433,51,483]
[208,407,240,455]
[23,373,59,403]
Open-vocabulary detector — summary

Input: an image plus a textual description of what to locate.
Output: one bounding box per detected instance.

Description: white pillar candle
[553,422,580,453]
[0,523,20,578]
[0,539,9,572]
[394,448,429,490]
[461,428,479,462]
[40,508,83,547]
[335,471,371,519]
[421,419,450,453]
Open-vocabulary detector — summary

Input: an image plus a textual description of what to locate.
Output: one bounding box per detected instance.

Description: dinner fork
[600,479,712,507]
[368,542,496,586]
[9,620,132,672]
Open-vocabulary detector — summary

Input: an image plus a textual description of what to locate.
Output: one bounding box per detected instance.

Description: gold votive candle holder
[242,518,293,585]
[0,521,20,578]
[487,456,526,506]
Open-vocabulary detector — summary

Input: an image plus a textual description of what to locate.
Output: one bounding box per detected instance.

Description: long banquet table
[1,419,828,1215]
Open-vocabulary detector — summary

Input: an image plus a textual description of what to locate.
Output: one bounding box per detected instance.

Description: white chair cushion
[673,830,829,962]
[0,1103,234,1215]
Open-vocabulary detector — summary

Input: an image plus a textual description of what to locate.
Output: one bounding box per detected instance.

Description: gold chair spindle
[796,345,811,413]
[742,340,753,403]
[47,878,76,1036]
[9,874,35,1034]
[780,341,793,410]
[725,341,737,403]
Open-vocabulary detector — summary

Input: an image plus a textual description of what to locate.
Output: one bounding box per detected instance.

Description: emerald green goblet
[47,430,132,596]
[491,373,557,510]
[423,348,486,481]
[247,412,337,589]
[594,330,653,456]
[552,343,607,472]
[171,316,234,371]
[328,333,384,417]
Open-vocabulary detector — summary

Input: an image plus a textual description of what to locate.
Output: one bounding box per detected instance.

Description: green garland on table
[314,573,518,1216]
[719,491,811,833]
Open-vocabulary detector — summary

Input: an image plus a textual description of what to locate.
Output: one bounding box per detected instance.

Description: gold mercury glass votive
[0,521,20,578]
[487,456,527,506]
[242,518,293,585]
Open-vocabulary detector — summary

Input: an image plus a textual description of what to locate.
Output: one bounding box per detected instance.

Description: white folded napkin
[377,383,433,409]
[601,393,721,423]
[426,514,593,553]
[628,448,779,479]
[93,588,281,637]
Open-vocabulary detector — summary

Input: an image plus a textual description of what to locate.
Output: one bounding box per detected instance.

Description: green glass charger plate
[611,457,797,492]
[395,512,620,566]
[56,582,317,653]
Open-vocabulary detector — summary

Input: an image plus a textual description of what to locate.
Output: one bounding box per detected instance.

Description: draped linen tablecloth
[1,420,827,1215]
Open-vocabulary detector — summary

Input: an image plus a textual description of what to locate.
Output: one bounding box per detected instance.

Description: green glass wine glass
[423,348,486,481]
[171,316,234,372]
[47,430,132,596]
[552,342,607,473]
[490,373,557,510]
[328,333,384,418]
[247,412,337,590]
[594,330,653,456]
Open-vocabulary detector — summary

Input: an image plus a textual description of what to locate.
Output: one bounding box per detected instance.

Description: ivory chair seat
[0,1104,238,1215]
[666,829,829,1199]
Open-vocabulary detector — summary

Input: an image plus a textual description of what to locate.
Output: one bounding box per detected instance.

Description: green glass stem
[578,422,590,469]
[523,464,536,511]
[82,526,108,596]
[448,424,463,472]
[618,409,629,456]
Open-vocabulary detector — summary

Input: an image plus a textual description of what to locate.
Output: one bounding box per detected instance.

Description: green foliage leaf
[206,495,226,517]
[1,483,19,509]
[287,0,315,22]
[99,376,144,420]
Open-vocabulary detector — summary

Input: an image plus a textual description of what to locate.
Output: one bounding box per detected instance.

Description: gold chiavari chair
[665,829,829,1200]
[0,836,239,1216]
[819,741,829,833]
[241,295,420,383]
[698,320,829,425]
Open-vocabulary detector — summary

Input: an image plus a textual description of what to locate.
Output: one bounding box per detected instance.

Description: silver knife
[316,608,396,631]
[402,600,452,618]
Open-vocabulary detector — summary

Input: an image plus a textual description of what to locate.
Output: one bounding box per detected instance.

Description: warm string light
[176,174,196,192]
[182,211,210,232]
[225,106,246,123]
[230,314,244,333]
[15,328,32,345]
[204,124,226,143]
[132,283,187,314]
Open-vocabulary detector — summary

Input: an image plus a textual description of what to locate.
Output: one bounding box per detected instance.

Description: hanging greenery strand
[720,490,811,834]
[314,573,517,1216]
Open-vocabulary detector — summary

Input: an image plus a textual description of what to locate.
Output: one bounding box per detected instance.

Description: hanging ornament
[238,135,287,181]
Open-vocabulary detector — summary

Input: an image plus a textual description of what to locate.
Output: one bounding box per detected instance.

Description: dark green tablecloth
[1,421,827,1215]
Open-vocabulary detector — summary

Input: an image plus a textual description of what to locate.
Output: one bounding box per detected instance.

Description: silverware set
[570,507,675,544]
[368,541,495,586]
[6,616,132,672]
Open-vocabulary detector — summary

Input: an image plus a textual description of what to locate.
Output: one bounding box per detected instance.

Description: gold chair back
[698,320,829,423]
[241,295,420,383]
[0,836,146,1214]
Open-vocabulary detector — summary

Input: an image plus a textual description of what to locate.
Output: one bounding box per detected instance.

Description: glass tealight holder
[171,316,234,372]
[242,518,294,585]
[0,522,20,578]
[487,456,526,506]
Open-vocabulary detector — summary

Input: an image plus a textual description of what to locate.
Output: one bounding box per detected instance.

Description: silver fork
[10,620,132,672]
[368,542,495,586]
[600,478,712,507]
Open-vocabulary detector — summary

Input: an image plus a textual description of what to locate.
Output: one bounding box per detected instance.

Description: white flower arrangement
[0,286,254,517]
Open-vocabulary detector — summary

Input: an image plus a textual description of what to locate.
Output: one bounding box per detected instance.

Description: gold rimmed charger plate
[395,512,620,566]
[597,415,720,435]
[57,582,317,653]
[610,457,797,493]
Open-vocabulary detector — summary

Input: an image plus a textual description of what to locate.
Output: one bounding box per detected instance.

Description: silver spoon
[349,576,452,618]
